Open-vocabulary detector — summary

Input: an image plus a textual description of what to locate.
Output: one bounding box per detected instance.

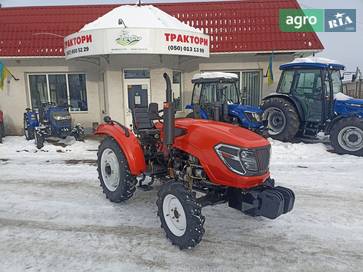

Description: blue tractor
[185,72,267,136]
[261,57,363,156]
[24,103,85,149]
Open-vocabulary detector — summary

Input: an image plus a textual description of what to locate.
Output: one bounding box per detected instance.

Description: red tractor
[95,73,295,249]
[0,110,4,143]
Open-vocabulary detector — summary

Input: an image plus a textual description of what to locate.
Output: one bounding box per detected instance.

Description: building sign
[64,28,210,59]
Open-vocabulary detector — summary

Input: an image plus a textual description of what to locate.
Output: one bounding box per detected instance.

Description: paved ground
[0,136,362,272]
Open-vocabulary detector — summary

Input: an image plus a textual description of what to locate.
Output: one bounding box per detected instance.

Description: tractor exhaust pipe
[163,73,175,151]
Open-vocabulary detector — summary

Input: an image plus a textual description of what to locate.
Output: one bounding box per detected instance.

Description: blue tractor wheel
[330,117,363,156]
[34,130,44,149]
[24,114,35,140]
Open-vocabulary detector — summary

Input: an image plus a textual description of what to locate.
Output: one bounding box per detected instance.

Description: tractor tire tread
[262,97,300,141]
[156,181,205,250]
[330,117,363,156]
[97,137,136,203]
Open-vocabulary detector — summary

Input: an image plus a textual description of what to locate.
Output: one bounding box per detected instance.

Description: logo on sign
[325,9,356,32]
[280,9,356,32]
[116,30,142,46]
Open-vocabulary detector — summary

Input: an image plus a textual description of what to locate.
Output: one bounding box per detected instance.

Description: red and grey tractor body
[95,73,295,249]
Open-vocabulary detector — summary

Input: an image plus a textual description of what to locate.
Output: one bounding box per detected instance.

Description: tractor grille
[255,145,271,174]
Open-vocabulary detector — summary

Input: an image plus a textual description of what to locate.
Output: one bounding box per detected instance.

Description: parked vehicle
[185,72,267,136]
[262,57,363,156]
[24,103,84,149]
[95,73,295,249]
[0,110,4,143]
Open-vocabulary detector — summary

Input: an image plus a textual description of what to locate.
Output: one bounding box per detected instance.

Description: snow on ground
[0,136,363,272]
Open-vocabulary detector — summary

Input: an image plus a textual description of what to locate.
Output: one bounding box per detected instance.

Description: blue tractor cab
[262,57,363,156]
[186,72,266,135]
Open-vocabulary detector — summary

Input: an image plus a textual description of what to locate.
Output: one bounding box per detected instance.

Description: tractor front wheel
[330,117,363,156]
[262,97,300,141]
[157,181,205,250]
[97,137,137,202]
[34,131,44,149]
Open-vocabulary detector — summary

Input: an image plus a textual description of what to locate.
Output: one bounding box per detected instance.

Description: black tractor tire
[35,131,44,149]
[24,114,35,140]
[330,117,363,156]
[97,137,137,203]
[0,122,4,143]
[157,181,205,250]
[261,97,300,141]
[74,127,85,142]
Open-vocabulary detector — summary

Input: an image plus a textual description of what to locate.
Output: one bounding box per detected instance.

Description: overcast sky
[1,0,362,71]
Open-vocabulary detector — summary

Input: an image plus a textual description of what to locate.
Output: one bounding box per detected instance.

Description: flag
[266,53,274,86]
[0,62,10,90]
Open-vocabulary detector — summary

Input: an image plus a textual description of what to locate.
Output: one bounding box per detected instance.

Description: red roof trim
[0,0,324,57]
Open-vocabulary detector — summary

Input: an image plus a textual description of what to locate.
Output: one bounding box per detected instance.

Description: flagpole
[4,67,19,81]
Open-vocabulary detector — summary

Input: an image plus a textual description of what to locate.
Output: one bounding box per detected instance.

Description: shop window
[28,73,88,112]
[48,74,68,106]
[68,74,88,111]
[29,75,48,109]
[172,71,182,111]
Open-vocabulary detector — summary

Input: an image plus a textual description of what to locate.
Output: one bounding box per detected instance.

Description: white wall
[0,58,102,135]
[0,52,302,134]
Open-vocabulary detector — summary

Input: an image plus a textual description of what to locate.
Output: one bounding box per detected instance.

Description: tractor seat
[132,106,159,136]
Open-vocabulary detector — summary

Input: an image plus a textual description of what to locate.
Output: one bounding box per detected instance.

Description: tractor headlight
[53,115,71,121]
[245,111,262,122]
[215,144,258,175]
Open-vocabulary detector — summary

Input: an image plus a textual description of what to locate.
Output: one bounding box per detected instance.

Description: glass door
[123,79,150,128]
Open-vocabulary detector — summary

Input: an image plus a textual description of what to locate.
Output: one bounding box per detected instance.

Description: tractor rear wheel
[97,137,137,202]
[330,117,363,156]
[157,181,205,249]
[262,97,300,141]
[24,114,34,140]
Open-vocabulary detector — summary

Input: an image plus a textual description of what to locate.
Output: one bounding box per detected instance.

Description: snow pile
[192,72,238,81]
[81,5,200,32]
[1,136,363,271]
[334,92,353,101]
[289,56,343,66]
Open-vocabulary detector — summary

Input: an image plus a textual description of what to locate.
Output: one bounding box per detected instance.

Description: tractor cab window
[295,70,322,97]
[192,83,202,104]
[331,70,343,94]
[201,83,217,104]
[218,82,239,104]
[278,70,295,94]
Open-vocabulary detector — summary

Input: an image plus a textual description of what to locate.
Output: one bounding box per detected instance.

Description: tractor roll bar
[163,73,175,150]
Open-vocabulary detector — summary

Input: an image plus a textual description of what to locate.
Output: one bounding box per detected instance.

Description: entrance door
[124,79,150,128]
[241,71,262,106]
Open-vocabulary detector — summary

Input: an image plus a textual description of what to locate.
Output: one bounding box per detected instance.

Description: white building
[0,1,323,135]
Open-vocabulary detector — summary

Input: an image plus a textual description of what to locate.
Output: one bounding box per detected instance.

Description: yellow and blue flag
[266,53,274,86]
[0,62,10,90]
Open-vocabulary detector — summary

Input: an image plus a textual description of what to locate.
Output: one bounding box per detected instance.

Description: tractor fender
[95,124,147,176]
[262,93,305,121]
[325,114,363,134]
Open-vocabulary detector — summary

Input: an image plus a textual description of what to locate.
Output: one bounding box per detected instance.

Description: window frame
[27,72,88,113]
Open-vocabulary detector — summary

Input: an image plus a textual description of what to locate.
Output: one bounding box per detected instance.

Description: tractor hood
[334,92,363,116]
[173,118,268,149]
